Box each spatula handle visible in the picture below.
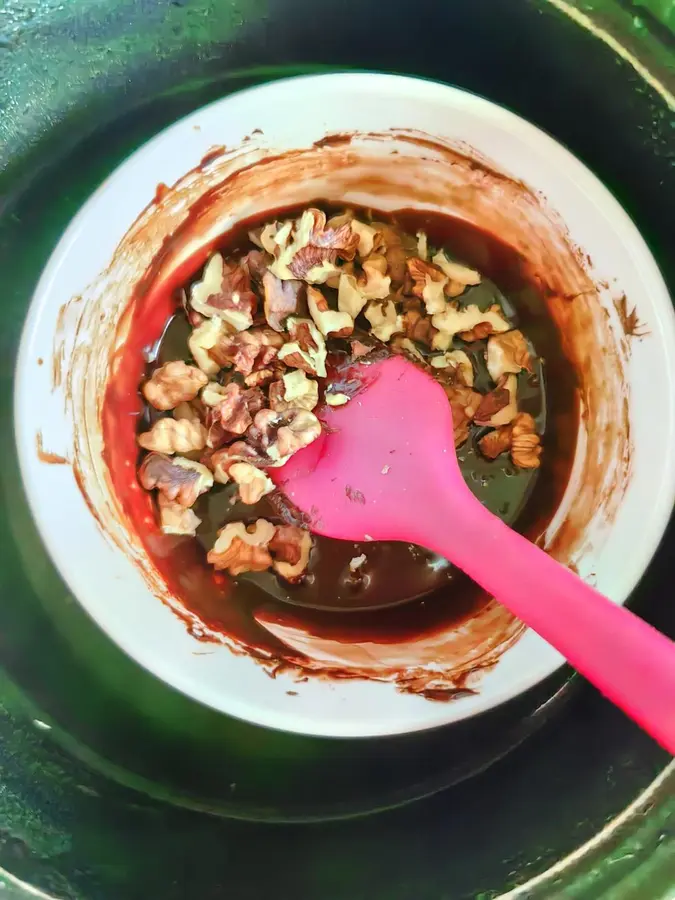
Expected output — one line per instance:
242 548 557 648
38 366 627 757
415 493 675 755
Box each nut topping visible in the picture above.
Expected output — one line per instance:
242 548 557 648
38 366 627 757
486 329 533 382
229 462 275 504
278 317 327 377
270 525 313 582
431 303 510 349
307 286 354 337
138 417 207 454
189 253 257 330
364 299 404 343
157 494 202 536
139 453 214 507
207 519 275 574
142 361 208 411
269 370 319 413
510 412 542 469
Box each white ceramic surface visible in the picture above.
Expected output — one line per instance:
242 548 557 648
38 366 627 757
14 74 675 737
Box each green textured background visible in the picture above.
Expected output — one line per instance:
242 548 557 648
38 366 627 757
0 1 673 898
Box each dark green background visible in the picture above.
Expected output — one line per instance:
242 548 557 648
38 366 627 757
0 1 673 897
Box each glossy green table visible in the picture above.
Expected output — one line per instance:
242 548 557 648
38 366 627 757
0 1 673 897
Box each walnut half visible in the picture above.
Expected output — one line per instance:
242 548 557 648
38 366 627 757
138 417 207 454
510 413 542 469
142 361 208 411
139 453 213 507
207 519 275 574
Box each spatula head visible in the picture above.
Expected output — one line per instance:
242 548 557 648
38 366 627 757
272 356 462 543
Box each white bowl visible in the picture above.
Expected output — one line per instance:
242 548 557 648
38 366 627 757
14 73 675 737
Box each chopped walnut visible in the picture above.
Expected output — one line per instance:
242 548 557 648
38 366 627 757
337 273 368 320
209 326 283 376
359 254 392 301
364 299 404 342
416 231 428 260
189 253 257 330
269 208 359 283
229 462 275 504
510 413 542 469
138 417 207 454
142 361 208 411
478 425 513 460
444 386 483 447
262 271 306 332
474 375 518 427
269 370 319 412
203 382 254 448
401 301 437 347
486 330 533 382
325 392 350 407
278 317 327 377
430 350 474 387
431 303 510 349
188 317 228 376
274 409 322 462
139 453 213 507
407 258 448 315
208 441 264 484
173 400 203 424
207 519 275 575
431 251 481 286
270 525 313 582
350 219 380 257
307 286 353 337
157 494 202 536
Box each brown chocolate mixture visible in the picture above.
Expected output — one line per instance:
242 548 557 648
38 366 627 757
111 204 577 655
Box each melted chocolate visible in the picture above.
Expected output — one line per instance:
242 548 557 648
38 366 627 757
117 204 577 653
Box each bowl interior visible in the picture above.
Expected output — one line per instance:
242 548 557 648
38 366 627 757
14 74 675 737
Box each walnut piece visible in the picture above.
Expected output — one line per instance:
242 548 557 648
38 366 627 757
407 257 448 315
189 253 257 330
262 271 306 332
209 441 264 484
274 409 322 462
139 453 213 506
431 303 510 350
138 417 207 454
142 361 208 411
229 462 275 504
209 327 283 376
325 392 350 407
486 330 533 382
203 382 255 448
278 317 327 377
478 425 513 460
474 374 518 427
207 519 275 574
364 299 404 342
188 317 228 376
510 412 542 469
270 525 313 582
401 301 437 347
359 254 392 301
430 350 474 387
307 286 353 337
269 208 359 283
269 370 319 412
431 251 481 286
337 273 368 320
350 219 380 257
416 231 428 260
444 386 482 447
157 494 202 536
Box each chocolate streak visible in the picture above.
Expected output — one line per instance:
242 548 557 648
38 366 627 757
58 130 632 697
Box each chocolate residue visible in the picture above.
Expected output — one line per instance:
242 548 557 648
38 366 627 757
36 432 68 465
614 293 648 339
58 127 633 697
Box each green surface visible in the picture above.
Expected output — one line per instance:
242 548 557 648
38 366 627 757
0 0 674 898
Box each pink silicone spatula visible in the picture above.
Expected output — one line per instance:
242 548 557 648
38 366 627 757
273 355 675 753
